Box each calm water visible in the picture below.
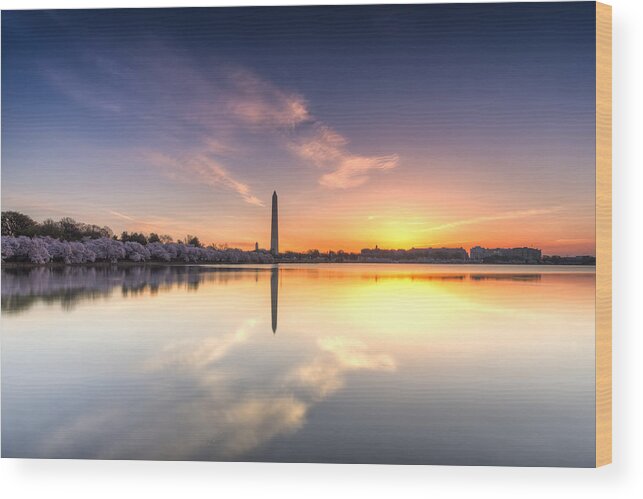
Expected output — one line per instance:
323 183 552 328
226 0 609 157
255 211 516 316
1 264 595 466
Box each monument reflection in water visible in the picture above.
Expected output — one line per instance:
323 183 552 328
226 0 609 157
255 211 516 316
271 267 278 334
1 264 595 466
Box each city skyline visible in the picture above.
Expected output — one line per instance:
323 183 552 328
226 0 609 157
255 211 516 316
2 4 597 255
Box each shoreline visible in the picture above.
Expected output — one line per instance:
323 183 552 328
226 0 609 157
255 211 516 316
1 260 596 269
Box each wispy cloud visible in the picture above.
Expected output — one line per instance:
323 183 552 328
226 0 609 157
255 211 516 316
147 150 264 207
554 238 594 245
289 124 399 188
422 207 561 232
319 154 399 188
227 69 311 127
289 336 396 398
109 210 135 221
146 319 254 372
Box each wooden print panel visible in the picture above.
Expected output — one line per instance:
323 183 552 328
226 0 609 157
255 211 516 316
595 1 612 468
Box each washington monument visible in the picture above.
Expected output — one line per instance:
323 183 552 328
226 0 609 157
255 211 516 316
270 191 279 255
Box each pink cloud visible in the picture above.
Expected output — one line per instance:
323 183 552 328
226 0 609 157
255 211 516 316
146 151 264 207
289 123 399 188
319 154 399 189
227 69 311 127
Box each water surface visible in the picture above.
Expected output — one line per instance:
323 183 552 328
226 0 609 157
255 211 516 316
1 264 595 466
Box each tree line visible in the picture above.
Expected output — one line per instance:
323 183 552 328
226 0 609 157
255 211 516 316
1 236 275 265
0 211 277 265
1 211 202 247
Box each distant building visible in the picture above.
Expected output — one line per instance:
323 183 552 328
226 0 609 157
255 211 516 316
511 247 542 262
542 254 595 265
359 246 468 262
469 246 542 263
411 247 469 261
255 242 259 251
470 246 486 261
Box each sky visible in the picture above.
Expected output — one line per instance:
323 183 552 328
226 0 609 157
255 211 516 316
1 3 596 255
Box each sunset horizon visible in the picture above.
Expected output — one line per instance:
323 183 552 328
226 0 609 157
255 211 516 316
0 199 594 256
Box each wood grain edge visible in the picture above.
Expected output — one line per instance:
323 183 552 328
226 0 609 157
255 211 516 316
595 1 612 468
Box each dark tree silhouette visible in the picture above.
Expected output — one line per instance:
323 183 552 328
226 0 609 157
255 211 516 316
121 231 148 245
184 235 202 248
1 211 37 236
